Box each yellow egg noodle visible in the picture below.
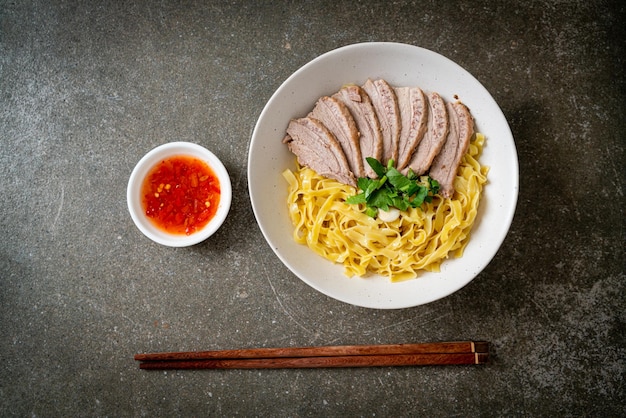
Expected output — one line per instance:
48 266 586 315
282 133 489 282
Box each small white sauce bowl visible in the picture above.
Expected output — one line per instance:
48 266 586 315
127 142 232 247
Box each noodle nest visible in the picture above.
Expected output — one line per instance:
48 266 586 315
283 133 489 281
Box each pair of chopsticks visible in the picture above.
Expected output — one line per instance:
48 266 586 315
134 341 489 370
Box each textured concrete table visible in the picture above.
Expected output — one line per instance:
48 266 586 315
1 1 624 416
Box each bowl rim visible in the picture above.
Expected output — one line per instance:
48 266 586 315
127 141 232 247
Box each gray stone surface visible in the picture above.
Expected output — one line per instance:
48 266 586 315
1 1 624 416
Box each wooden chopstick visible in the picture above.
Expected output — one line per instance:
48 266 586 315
135 341 489 370
139 353 489 370
135 341 488 361
138 353 488 369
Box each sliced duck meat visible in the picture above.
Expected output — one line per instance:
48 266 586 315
429 101 475 198
332 85 383 178
395 86 428 170
362 79 400 166
309 96 365 178
402 91 449 176
283 117 356 187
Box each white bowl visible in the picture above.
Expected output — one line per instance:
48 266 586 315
248 42 519 309
127 142 232 247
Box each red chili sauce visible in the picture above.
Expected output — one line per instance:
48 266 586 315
141 155 221 235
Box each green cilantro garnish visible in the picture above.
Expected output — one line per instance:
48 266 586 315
345 158 440 218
